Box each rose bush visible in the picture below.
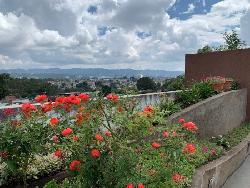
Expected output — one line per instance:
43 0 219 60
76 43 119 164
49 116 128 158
0 93 224 188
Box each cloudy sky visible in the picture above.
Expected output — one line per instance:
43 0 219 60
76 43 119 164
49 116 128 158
0 0 250 71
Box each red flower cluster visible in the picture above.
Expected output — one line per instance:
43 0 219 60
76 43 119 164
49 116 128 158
61 128 73 137
41 102 53 113
35 94 47 103
126 183 145 188
151 142 161 149
172 173 185 183
183 144 196 154
182 122 198 132
143 105 154 113
54 149 62 158
78 93 90 102
104 130 112 137
91 149 101 158
21 103 37 117
0 151 8 159
95 134 104 141
73 136 79 142
50 117 59 126
3 108 15 116
178 118 185 124
52 135 59 143
163 131 169 138
69 160 81 171
106 93 119 102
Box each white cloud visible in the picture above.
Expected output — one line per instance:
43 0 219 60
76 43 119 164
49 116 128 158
0 0 250 71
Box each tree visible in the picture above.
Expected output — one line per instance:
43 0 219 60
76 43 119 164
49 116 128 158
0 73 10 99
136 77 156 92
197 45 213 54
100 85 112 97
76 81 92 92
223 30 246 50
162 75 185 91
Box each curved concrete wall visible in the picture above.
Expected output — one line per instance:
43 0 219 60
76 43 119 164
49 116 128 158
169 89 247 138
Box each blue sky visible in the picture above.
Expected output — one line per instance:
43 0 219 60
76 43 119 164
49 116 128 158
0 0 249 70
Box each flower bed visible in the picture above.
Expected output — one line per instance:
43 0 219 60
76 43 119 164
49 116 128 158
0 93 227 188
0 86 247 188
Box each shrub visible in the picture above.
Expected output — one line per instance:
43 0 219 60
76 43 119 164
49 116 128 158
175 81 216 108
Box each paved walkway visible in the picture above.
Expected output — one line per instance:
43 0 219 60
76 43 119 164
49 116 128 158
223 155 250 188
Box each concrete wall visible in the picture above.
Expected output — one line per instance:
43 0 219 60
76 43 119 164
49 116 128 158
185 48 250 120
169 89 247 138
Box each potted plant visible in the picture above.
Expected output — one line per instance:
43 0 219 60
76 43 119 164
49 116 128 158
223 78 234 91
205 76 226 92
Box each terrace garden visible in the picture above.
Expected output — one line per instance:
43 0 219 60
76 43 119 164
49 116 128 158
0 78 248 188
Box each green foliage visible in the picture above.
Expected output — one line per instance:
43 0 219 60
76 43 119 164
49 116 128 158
223 123 250 148
197 30 247 54
176 82 216 108
162 75 185 92
158 98 181 117
223 30 246 50
100 85 112 96
197 45 213 54
5 77 61 98
136 77 156 92
231 80 240 90
76 81 92 92
0 74 10 99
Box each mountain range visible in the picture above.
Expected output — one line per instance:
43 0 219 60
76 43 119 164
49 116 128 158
0 68 184 78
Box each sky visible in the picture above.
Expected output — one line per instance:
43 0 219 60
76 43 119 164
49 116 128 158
0 0 250 71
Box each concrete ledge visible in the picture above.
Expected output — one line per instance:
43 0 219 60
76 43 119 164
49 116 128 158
191 133 250 188
169 89 247 138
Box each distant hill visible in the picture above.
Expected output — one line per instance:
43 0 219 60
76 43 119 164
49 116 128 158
0 68 184 78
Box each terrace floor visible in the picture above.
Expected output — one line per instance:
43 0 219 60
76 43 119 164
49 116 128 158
223 155 250 188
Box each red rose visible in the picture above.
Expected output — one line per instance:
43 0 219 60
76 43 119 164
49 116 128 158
106 93 119 102
137 183 145 188
61 128 73 136
172 173 185 183
183 122 198 132
35 94 47 103
126 183 134 188
151 142 161 149
73 136 79 142
95 134 104 141
78 93 90 102
178 118 185 124
163 131 169 138
91 149 101 158
50 117 59 126
69 160 81 171
183 144 196 154
54 149 62 158
104 130 112 137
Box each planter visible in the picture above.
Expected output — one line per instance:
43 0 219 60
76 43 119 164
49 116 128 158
169 89 247 138
224 79 234 91
191 133 250 188
211 83 224 92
